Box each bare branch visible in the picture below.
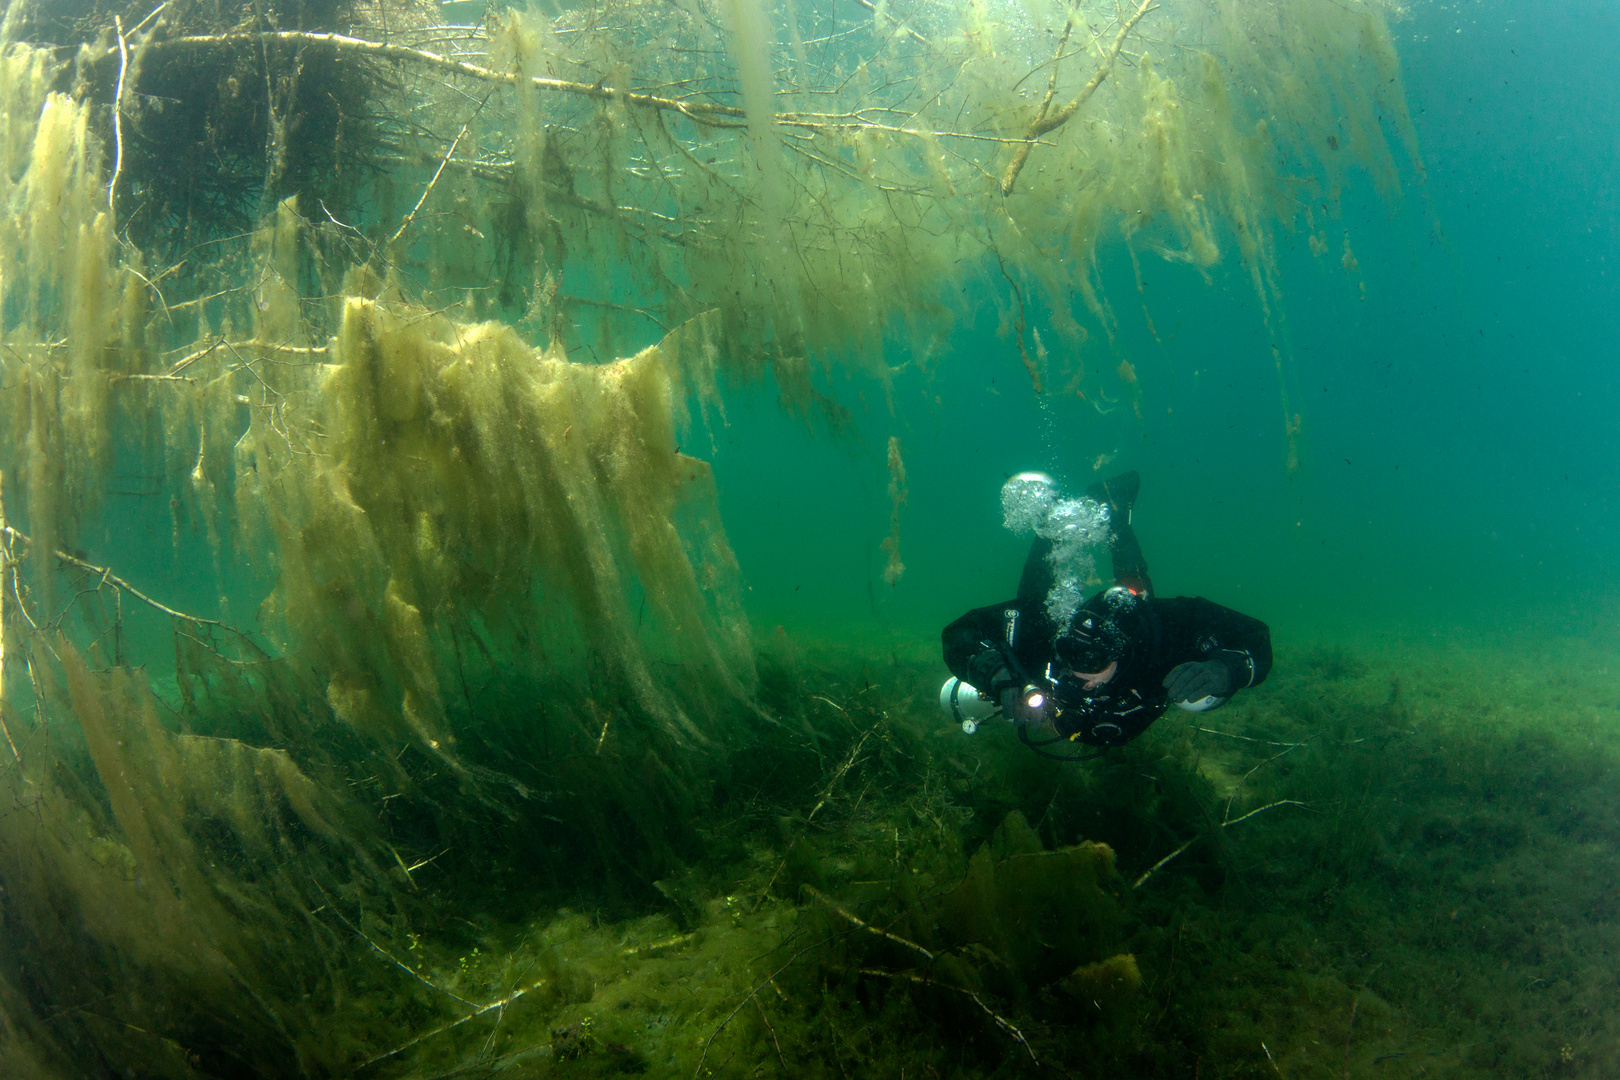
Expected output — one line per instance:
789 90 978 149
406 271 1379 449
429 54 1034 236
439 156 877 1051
147 32 751 127
1223 799 1311 829
0 526 220 628
1132 837 1195 889
694 937 834 1079
0 473 17 765
802 884 935 962
845 0 933 49
859 968 1039 1064
109 16 128 223
130 32 1003 163
389 87 494 247
1001 0 1157 196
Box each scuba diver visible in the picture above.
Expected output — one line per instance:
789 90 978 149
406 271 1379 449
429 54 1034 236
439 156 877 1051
940 471 1272 758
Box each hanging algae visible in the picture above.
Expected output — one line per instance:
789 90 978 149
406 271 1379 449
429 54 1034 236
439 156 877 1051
239 277 755 764
0 50 117 595
0 2 1435 1074
0 638 390 1079
0 29 764 1072
882 435 907 586
12 0 1424 426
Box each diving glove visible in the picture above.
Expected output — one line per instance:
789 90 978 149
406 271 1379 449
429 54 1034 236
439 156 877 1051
1163 660 1231 705
966 648 1016 701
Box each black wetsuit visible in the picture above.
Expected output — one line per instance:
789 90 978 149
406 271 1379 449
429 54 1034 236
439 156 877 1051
941 474 1272 748
941 591 1272 747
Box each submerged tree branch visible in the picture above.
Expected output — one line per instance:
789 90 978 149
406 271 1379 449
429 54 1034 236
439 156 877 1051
1132 837 1195 889
845 0 933 49
388 87 494 247
0 526 220 628
145 31 752 127
1000 0 1157 196
802 884 935 962
125 31 999 165
0 474 16 764
859 968 1039 1064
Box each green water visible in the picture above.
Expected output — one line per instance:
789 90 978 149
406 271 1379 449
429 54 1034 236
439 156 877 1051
0 0 1617 1076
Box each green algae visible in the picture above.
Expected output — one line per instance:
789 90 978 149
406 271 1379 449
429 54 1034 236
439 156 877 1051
290 632 1620 1080
6 605 1620 1077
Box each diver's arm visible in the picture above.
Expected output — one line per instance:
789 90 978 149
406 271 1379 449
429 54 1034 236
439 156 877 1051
1200 600 1272 690
942 603 1019 690
1185 599 1270 693
1157 597 1273 705
942 598 1061 693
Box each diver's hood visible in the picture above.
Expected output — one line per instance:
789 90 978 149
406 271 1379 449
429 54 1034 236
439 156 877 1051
1052 586 1142 673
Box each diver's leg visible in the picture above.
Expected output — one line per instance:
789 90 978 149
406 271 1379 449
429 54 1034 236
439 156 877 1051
1084 470 1139 517
1108 523 1154 597
1017 536 1055 602
1084 470 1153 596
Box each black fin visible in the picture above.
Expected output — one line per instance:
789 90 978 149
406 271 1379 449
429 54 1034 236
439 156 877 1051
1084 470 1140 515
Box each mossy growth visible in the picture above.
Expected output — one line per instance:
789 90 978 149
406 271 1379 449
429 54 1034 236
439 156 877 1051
919 810 1129 999
0 602 1618 1077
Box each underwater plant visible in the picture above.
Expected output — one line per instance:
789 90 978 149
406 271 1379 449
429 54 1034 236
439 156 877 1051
0 0 1431 1074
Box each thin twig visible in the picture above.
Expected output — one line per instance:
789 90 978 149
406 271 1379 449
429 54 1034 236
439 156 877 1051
128 1 171 36
1223 800 1310 829
1236 742 1304 787
694 938 833 1079
1132 838 1195 889
356 982 543 1070
844 0 932 48
808 724 874 821
754 716 880 905
1216 731 1318 823
320 893 479 1012
777 118 1049 146
0 526 219 627
1195 726 1304 748
162 338 326 379
109 16 128 223
859 969 1038 1064
754 998 787 1073
802 884 934 962
122 265 173 326
619 932 695 958
0 473 16 765
389 87 494 247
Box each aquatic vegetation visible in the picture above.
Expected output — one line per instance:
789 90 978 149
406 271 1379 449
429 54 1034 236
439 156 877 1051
881 435 906 586
0 0 1469 1075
